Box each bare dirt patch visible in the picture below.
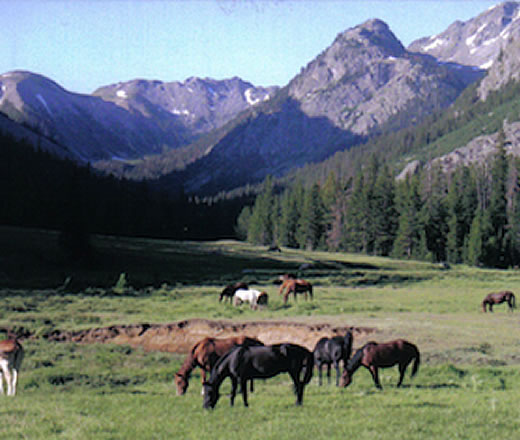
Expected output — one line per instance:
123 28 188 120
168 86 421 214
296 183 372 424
45 319 376 353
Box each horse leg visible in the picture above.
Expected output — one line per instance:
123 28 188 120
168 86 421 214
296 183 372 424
327 363 331 385
240 378 249 407
290 371 303 405
317 363 322 386
397 363 408 387
230 377 238 406
369 366 382 389
200 369 208 395
249 379 254 393
334 361 341 387
0 370 4 395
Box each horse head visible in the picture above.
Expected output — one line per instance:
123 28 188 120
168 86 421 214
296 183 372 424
339 370 352 388
174 372 188 396
202 381 219 409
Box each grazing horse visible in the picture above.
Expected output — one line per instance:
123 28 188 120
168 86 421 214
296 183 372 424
279 278 313 304
0 338 24 396
340 339 420 390
313 331 353 386
203 343 314 409
233 289 269 310
482 291 516 312
219 282 249 303
174 335 263 395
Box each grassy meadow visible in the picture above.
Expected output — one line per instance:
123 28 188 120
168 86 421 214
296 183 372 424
1 226 520 439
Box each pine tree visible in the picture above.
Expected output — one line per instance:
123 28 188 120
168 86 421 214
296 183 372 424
420 163 448 262
372 164 397 256
277 183 303 248
392 175 423 259
247 175 276 245
297 183 325 250
482 130 509 267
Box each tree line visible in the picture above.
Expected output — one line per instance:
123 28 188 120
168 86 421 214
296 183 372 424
237 130 520 268
1 130 246 258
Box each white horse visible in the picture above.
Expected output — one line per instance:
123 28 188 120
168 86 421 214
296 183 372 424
233 289 268 310
0 339 24 396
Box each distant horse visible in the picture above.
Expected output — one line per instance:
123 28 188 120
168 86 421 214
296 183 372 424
174 335 263 395
0 338 24 396
279 278 313 304
313 331 353 386
219 282 249 303
340 339 420 390
203 343 314 409
233 289 268 310
482 291 516 312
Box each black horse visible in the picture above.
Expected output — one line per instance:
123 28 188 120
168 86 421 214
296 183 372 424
219 282 249 303
202 343 314 409
313 331 353 386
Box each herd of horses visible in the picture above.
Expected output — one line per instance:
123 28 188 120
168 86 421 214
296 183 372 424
175 331 422 409
0 287 515 399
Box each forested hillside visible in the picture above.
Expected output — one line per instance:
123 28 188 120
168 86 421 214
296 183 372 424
239 79 520 268
0 131 246 250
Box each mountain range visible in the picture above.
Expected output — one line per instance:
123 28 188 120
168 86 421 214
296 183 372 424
2 2 520 196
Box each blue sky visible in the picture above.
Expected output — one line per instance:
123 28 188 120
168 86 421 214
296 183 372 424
1 1 499 94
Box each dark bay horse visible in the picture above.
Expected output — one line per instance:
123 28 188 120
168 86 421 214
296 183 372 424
202 343 314 408
313 331 353 386
219 282 249 303
482 291 516 312
174 335 263 395
340 339 420 390
279 278 313 304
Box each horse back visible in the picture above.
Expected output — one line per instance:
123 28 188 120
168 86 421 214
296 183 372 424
0 339 21 355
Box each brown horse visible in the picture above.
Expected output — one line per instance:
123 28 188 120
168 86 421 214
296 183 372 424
219 282 249 303
340 339 420 390
279 278 313 304
174 335 263 395
482 291 516 312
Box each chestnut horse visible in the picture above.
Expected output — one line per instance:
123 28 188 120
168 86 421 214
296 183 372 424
279 278 313 304
482 291 516 312
340 339 420 390
219 282 249 303
203 343 314 409
174 335 263 395
0 338 24 396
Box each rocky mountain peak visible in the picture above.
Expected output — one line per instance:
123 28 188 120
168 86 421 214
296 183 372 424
408 1 520 70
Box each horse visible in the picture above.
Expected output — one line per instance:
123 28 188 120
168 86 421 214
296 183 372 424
313 331 353 386
202 343 314 409
233 289 269 310
174 335 263 396
279 278 313 304
0 338 24 396
219 282 249 303
482 291 516 312
340 339 420 390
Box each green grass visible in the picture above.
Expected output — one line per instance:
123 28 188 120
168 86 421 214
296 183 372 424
1 226 520 439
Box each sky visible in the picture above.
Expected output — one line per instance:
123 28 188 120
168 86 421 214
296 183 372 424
0 0 500 94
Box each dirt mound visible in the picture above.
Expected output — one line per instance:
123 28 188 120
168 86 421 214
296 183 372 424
45 319 376 353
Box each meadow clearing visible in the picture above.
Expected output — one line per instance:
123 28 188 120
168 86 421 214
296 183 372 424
1 226 520 439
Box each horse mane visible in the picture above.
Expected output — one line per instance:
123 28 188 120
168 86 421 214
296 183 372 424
346 342 374 373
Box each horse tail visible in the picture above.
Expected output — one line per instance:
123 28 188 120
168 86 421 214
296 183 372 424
411 345 420 378
302 350 314 385
308 284 313 299
343 331 353 362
